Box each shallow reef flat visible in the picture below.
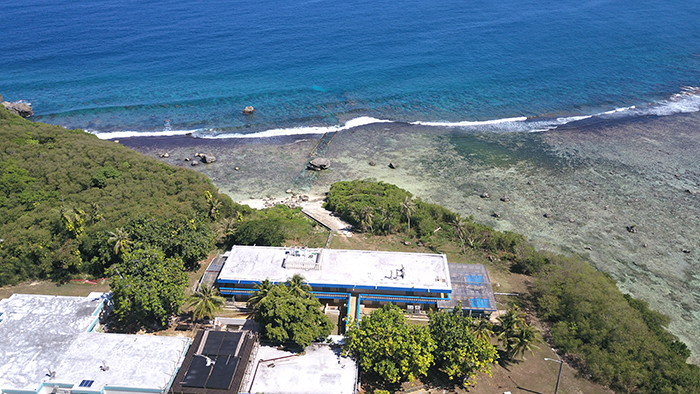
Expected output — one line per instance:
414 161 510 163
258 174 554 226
124 111 700 363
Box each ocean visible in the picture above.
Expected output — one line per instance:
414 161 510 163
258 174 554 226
1 0 699 138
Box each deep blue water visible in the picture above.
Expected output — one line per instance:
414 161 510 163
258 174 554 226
1 0 699 138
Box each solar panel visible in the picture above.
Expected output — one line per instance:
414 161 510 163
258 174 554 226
205 356 239 390
465 275 485 284
202 331 226 355
181 356 212 388
218 332 243 356
78 380 94 388
470 298 490 308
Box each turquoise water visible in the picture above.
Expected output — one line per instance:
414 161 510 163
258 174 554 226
1 0 699 136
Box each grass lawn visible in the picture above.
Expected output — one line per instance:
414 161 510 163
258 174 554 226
0 279 111 300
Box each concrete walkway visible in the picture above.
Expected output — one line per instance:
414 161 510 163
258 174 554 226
300 199 353 237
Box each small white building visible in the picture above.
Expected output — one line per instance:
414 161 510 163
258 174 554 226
0 293 190 394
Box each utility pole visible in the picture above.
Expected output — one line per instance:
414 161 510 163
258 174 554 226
544 357 563 394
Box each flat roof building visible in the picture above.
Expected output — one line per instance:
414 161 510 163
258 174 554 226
218 246 452 295
0 294 190 394
215 246 496 326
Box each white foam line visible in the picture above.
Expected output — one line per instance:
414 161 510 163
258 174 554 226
91 87 700 140
199 116 393 139
600 106 636 115
411 116 528 127
93 129 198 139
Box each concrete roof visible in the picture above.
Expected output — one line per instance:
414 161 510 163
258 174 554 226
243 343 357 394
0 294 105 390
0 293 190 393
218 246 451 293
55 333 190 392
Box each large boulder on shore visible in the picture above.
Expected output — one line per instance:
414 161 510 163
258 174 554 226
2 101 33 117
307 157 330 171
201 153 217 163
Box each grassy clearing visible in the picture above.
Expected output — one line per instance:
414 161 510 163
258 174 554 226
0 279 111 300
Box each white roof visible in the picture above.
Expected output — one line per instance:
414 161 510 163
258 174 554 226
243 343 357 394
0 294 189 393
218 246 452 293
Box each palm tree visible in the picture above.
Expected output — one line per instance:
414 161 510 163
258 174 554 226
108 228 132 255
401 196 415 236
214 216 239 244
497 305 534 359
451 217 467 253
472 317 495 343
510 324 540 360
286 273 312 298
360 205 374 233
379 207 391 234
247 279 273 308
188 283 226 321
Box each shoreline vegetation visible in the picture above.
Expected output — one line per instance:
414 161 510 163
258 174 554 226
2 107 700 392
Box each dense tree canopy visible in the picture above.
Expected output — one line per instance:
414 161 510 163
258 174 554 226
108 245 188 328
429 306 499 386
533 256 700 393
0 107 237 285
324 179 522 252
253 281 333 349
345 304 436 383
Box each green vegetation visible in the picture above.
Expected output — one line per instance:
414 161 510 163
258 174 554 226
249 276 333 349
429 305 499 386
345 304 436 384
345 304 499 388
328 179 700 394
108 245 188 329
188 283 226 321
494 305 540 360
0 107 320 328
532 257 700 393
325 179 523 252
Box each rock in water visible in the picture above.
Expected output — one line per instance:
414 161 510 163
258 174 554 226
201 154 216 163
2 101 33 117
388 162 398 169
307 157 331 171
243 106 255 114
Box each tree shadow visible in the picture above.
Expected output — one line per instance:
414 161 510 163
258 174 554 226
496 349 522 370
507 375 544 394
357 370 402 394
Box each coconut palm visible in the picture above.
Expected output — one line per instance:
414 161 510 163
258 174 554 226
472 317 495 343
360 205 374 233
496 304 536 359
247 278 273 308
286 273 312 298
510 324 540 360
108 228 132 255
188 283 226 321
451 217 467 253
401 196 416 236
